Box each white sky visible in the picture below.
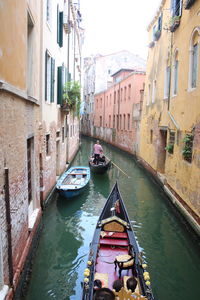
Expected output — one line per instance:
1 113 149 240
80 0 161 59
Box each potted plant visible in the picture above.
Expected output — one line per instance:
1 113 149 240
165 143 174 154
182 134 193 163
63 81 81 115
169 15 181 32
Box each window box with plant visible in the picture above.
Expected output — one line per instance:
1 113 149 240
169 15 181 32
165 143 174 154
62 81 81 116
182 134 193 163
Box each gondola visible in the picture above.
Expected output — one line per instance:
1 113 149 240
56 166 90 198
89 157 111 174
82 182 154 300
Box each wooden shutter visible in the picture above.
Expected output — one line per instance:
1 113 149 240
51 58 55 102
57 5 59 44
59 12 63 47
57 66 63 104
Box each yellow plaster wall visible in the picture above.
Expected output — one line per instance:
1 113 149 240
0 0 27 90
140 0 200 217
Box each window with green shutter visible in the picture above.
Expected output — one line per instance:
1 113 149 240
51 58 55 102
57 66 63 104
57 7 63 47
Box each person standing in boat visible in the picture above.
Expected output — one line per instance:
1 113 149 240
93 140 103 165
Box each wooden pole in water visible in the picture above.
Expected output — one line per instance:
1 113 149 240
105 155 130 178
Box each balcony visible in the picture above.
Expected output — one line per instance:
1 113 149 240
169 16 180 32
184 0 196 9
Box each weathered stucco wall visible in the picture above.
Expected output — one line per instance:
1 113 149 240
139 0 200 233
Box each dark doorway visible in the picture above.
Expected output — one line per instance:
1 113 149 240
157 129 167 173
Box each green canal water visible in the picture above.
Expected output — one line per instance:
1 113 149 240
25 136 200 300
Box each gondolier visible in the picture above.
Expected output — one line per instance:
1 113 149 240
93 140 103 165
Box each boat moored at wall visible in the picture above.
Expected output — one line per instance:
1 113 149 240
56 166 90 198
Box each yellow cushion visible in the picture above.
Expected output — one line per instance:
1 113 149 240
116 254 132 262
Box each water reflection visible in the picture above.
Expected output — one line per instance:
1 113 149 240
25 136 200 300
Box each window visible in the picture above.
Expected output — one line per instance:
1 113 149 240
147 83 151 105
100 116 102 127
57 5 63 47
57 65 64 104
109 115 111 127
113 115 115 128
152 80 156 103
62 127 64 143
46 0 52 25
150 130 153 144
27 13 34 96
128 84 131 99
127 114 130 130
191 44 198 88
100 98 102 108
182 133 193 163
164 66 170 99
121 88 123 101
120 115 122 130
124 114 126 130
45 50 55 103
171 0 182 16
189 28 199 90
124 86 127 101
114 91 116 104
110 94 112 105
96 99 98 109
46 134 50 156
173 51 179 95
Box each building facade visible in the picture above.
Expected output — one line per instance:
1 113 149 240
0 0 83 298
40 0 83 201
82 50 146 137
0 0 42 298
94 69 145 155
139 0 200 235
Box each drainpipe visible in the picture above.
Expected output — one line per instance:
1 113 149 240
4 168 13 287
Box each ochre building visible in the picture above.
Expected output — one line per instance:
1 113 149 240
139 0 200 235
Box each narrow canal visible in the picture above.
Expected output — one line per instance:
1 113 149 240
25 136 200 300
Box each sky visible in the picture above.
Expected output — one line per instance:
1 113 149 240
80 0 162 59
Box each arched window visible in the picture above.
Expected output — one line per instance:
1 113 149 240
188 27 200 90
172 49 179 96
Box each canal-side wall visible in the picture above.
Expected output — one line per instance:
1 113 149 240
138 0 200 236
